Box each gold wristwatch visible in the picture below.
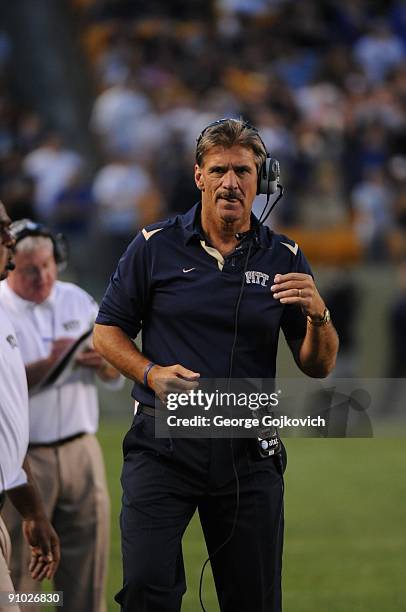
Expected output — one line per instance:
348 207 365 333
307 308 331 326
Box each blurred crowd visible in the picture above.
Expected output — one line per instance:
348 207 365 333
1 0 406 280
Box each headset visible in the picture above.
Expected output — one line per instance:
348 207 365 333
9 219 69 270
196 118 281 198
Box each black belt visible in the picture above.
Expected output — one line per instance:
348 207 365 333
0 490 5 513
28 432 86 449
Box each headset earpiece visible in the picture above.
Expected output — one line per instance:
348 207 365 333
257 157 280 196
53 233 69 270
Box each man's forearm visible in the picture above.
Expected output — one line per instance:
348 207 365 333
93 323 200 401
93 323 148 384
7 459 60 580
298 322 339 378
25 358 52 389
7 458 46 520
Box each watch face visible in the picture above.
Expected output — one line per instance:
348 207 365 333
322 309 330 324
308 308 331 325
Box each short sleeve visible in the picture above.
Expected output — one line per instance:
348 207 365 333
281 246 313 343
96 232 151 339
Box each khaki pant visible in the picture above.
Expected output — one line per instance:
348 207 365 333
3 434 110 612
0 516 20 612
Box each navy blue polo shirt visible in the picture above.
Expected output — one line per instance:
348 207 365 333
96 203 313 406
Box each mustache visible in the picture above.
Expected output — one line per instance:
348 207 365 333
216 191 242 202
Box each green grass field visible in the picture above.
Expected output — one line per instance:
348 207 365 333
97 418 406 612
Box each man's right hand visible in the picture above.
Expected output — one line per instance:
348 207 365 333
48 338 75 364
26 337 76 388
147 364 200 403
23 516 60 581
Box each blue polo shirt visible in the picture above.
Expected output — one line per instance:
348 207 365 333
96 203 313 406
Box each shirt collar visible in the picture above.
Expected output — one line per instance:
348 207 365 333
180 202 271 248
181 202 204 244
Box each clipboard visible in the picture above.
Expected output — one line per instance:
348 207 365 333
29 328 93 395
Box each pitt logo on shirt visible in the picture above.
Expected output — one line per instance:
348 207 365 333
63 320 80 331
245 271 269 287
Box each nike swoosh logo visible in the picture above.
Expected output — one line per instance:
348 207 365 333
142 227 164 241
280 241 298 256
183 268 195 273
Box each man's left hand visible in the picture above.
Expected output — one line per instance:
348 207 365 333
75 348 104 369
271 273 325 319
77 346 122 382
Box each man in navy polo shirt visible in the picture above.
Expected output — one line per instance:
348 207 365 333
94 118 339 612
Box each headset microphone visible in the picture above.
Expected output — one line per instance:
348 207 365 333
235 228 259 245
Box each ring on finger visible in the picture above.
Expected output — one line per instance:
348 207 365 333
298 289 302 298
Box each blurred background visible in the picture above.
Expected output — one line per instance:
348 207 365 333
2 0 406 377
1 1 406 610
